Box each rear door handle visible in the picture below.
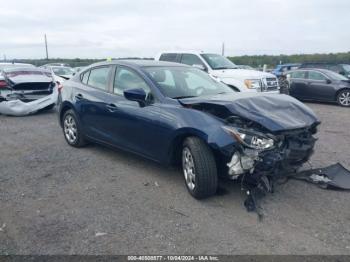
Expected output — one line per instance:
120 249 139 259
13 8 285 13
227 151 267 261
75 94 84 100
106 103 118 112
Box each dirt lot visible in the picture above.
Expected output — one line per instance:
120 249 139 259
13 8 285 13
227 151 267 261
0 102 349 255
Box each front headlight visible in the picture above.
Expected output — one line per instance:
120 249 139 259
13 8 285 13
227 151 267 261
244 79 261 89
222 126 274 150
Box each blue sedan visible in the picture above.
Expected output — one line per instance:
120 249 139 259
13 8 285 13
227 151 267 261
57 60 320 199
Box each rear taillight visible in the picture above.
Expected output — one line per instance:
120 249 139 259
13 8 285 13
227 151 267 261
0 80 7 88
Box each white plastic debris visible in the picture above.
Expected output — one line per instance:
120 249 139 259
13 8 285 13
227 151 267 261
0 223 6 232
309 174 332 183
95 232 107 237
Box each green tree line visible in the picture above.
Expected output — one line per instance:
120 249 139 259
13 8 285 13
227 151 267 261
228 52 350 68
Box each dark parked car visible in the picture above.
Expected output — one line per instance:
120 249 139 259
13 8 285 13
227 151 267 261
58 60 319 199
287 68 350 107
299 63 350 79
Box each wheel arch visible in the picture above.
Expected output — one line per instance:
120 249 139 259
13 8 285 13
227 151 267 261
167 128 220 166
59 101 76 127
336 87 350 99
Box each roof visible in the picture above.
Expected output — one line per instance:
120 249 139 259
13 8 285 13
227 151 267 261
288 68 337 75
87 59 188 68
3 67 51 73
0 63 35 69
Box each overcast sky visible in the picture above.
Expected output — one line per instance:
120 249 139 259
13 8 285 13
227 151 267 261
0 0 349 59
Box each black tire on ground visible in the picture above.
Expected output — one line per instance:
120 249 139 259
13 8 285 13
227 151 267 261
337 89 350 107
62 109 87 147
182 137 218 199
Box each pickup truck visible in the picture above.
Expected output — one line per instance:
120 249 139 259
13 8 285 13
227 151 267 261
156 51 279 93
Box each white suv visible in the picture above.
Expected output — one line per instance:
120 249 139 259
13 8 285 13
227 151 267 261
156 52 279 93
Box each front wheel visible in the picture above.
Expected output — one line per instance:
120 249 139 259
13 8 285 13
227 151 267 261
182 137 218 199
337 89 350 107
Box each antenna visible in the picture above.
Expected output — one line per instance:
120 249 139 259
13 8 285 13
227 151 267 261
221 42 225 56
44 34 49 60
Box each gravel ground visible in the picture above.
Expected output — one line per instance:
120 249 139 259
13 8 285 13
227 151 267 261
0 102 349 255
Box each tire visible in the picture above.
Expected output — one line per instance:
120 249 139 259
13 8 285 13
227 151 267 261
337 89 350 107
182 137 218 199
62 109 87 147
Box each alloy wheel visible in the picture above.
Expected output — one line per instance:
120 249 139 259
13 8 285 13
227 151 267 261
182 147 196 190
339 91 350 106
64 115 78 144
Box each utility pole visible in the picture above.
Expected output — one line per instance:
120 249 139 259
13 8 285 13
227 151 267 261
44 34 49 60
221 42 225 56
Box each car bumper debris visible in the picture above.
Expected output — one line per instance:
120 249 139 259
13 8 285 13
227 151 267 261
0 88 58 116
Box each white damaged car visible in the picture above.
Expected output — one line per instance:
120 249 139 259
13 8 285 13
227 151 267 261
0 67 58 116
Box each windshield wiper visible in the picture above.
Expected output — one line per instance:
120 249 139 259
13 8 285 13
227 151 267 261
172 95 197 99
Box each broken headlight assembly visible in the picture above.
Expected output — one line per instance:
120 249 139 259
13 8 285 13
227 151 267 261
222 126 275 150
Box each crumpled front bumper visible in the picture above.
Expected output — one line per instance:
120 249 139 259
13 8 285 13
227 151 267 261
0 88 58 116
227 130 317 179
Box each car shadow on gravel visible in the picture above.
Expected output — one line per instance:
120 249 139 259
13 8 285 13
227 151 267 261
82 141 244 198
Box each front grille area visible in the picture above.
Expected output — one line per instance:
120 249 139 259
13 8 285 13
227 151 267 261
262 77 279 91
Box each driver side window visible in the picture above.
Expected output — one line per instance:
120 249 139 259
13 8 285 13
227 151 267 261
113 67 151 96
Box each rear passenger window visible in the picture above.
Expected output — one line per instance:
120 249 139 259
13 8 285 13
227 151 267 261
291 71 307 79
87 66 111 90
159 53 177 62
81 71 90 84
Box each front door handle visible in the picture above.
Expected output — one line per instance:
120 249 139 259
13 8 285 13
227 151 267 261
106 103 118 112
75 94 84 100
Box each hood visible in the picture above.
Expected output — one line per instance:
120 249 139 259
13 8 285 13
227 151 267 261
211 69 276 80
179 93 319 132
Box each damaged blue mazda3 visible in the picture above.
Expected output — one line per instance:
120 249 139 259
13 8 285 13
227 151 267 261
57 60 320 199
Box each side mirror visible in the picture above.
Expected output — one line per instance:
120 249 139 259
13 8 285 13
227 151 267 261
124 88 147 106
326 79 332 84
192 64 207 72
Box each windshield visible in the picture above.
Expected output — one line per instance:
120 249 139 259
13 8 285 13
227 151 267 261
200 54 238 70
326 70 348 81
342 64 350 72
145 66 234 99
52 67 74 75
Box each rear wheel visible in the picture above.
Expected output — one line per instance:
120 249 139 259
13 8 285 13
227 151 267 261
62 109 87 147
182 137 218 199
337 89 350 107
